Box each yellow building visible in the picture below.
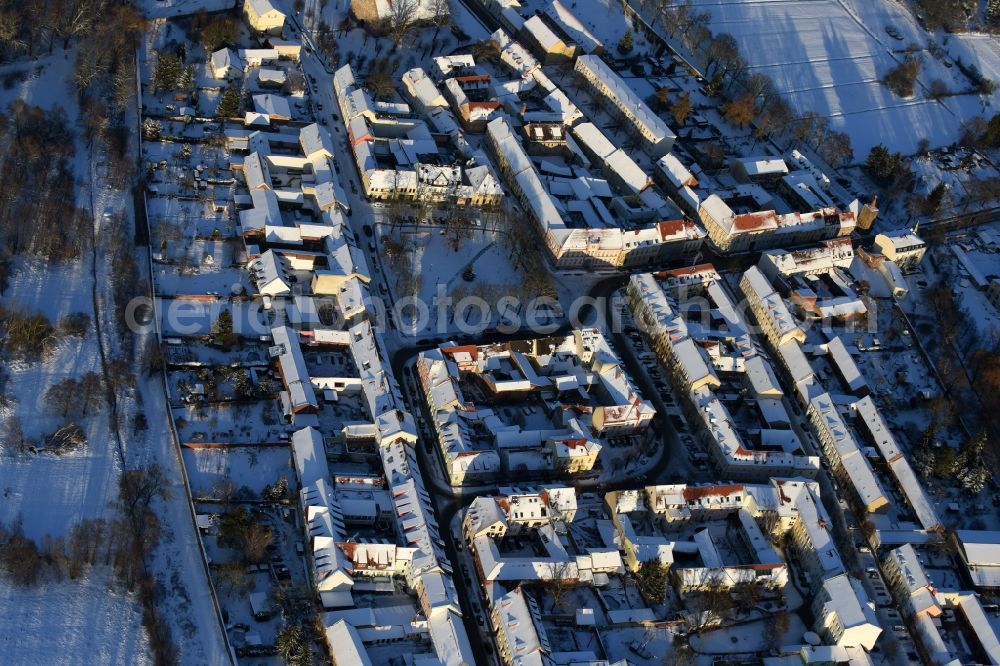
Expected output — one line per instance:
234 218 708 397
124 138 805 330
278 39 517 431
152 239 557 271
243 0 285 33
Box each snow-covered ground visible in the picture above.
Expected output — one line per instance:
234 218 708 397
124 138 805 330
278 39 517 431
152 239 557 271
0 36 229 663
666 0 982 156
563 0 993 158
136 0 236 18
0 572 151 665
183 447 293 498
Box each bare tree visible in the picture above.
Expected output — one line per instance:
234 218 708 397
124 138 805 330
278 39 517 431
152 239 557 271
1 416 27 454
52 0 108 49
243 522 274 563
117 464 171 529
388 0 418 45
547 561 574 610
46 378 81 418
430 0 450 31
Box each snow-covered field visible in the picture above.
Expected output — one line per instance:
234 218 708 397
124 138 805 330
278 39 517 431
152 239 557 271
136 0 236 18
670 0 986 156
0 573 151 665
0 41 230 664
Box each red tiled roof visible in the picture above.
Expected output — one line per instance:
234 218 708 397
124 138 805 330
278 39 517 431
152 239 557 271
442 344 479 357
733 211 777 231
656 219 690 238
682 484 744 501
654 262 716 279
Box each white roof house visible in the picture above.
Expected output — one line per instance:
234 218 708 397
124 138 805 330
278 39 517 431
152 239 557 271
401 68 448 111
491 586 550 666
740 266 806 347
252 93 292 121
808 393 888 513
324 620 372 666
291 426 328 489
239 47 280 66
813 574 882 650
465 497 508 539
544 1 603 54
210 48 242 79
850 396 940 531
936 591 1000 664
957 531 1000 588
604 149 651 195
244 151 272 190
257 67 286 86
271 326 318 412
826 336 867 394
656 153 698 190
240 188 281 233
733 156 789 181
886 544 941 618
875 229 925 254
572 122 616 161
250 249 291 296
426 610 476 666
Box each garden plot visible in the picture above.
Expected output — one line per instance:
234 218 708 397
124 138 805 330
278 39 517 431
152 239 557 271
173 402 289 445
158 299 271 338
183 447 293 498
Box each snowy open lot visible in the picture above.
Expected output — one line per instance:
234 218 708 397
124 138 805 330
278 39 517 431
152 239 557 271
673 0 994 156
0 573 150 665
183 447 293 498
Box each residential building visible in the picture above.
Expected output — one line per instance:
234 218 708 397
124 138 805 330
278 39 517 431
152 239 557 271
520 14 578 64
698 194 856 253
243 0 285 33
874 229 926 273
490 586 550 666
955 531 1000 590
574 55 676 157
740 266 807 348
806 392 889 515
210 48 242 79
334 64 502 206
811 574 882 650
628 267 818 480
485 117 704 269
416 330 653 485
731 156 789 184
882 544 941 619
